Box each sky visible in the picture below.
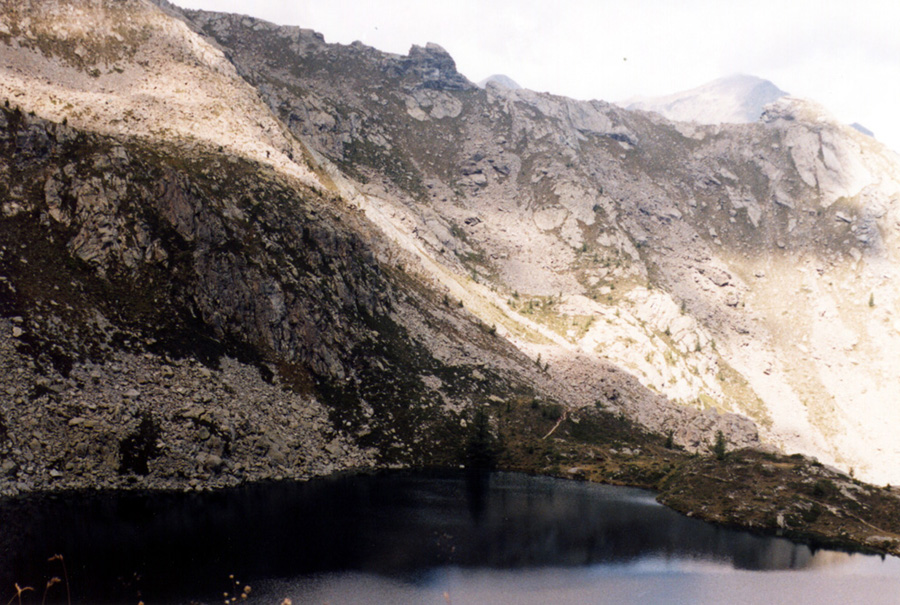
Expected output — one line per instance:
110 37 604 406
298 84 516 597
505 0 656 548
175 0 900 153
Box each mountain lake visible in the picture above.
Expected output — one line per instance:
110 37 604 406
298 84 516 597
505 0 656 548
1 471 898 604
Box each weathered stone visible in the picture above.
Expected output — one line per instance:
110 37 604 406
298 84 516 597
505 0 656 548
325 439 342 457
703 267 731 287
0 460 17 476
199 453 224 472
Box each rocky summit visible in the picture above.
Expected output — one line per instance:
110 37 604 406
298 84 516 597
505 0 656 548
1 0 900 554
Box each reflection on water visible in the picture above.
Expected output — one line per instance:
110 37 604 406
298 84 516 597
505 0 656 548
273 562 900 605
1 471 897 604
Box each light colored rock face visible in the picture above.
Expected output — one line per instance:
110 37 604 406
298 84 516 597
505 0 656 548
406 89 463 121
0 0 321 189
191 12 900 484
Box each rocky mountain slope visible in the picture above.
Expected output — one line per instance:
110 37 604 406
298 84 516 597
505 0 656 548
0 0 757 499
0 0 899 524
622 74 788 124
186 8 900 485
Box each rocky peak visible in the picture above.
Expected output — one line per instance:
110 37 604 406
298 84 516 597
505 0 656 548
399 42 474 91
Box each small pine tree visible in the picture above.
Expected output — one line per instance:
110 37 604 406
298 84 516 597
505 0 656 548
712 430 727 461
465 407 497 470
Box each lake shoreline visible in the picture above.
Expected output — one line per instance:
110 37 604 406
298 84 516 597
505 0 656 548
3 399 900 562
3 448 900 560
3 468 899 605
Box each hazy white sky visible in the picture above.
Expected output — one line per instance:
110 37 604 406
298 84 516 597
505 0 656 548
176 0 900 152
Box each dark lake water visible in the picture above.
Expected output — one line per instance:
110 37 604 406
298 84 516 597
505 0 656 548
1 471 898 604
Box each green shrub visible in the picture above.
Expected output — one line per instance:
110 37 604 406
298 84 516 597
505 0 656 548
812 478 837 498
